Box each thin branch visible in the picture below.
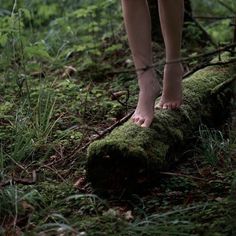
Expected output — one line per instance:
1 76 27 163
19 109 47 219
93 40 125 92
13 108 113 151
71 110 134 155
216 0 235 14
194 16 235 20
183 57 236 78
107 43 236 77
211 75 236 95
0 171 37 188
233 16 236 43
40 165 66 182
159 171 208 182
184 11 218 48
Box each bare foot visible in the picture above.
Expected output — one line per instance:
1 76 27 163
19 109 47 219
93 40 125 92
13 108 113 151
131 69 161 128
156 62 184 110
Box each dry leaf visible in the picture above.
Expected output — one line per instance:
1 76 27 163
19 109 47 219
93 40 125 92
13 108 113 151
74 176 86 191
30 71 46 78
21 200 35 212
110 91 127 100
62 66 77 78
124 210 134 221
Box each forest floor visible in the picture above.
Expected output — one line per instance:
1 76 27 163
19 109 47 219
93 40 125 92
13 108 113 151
0 2 236 236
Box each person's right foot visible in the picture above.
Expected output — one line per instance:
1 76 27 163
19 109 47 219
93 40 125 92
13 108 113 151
131 69 161 128
156 62 184 110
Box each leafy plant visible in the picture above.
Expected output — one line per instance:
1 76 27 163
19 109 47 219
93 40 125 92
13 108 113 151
0 185 42 225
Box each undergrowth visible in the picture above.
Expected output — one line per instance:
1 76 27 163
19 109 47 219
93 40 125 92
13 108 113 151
0 0 236 235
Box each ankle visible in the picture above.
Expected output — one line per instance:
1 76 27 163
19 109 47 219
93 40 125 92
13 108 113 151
137 66 156 80
164 62 184 81
165 61 184 71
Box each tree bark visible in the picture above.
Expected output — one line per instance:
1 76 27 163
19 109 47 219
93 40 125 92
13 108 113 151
86 56 235 193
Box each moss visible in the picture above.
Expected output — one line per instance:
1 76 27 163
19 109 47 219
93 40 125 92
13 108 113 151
0 101 13 118
86 59 235 191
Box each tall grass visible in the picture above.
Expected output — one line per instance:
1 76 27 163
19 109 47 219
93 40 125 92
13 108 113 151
198 124 232 167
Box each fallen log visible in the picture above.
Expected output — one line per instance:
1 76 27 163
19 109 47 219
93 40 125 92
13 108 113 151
86 56 236 193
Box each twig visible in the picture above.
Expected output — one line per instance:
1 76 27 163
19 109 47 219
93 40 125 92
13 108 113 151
233 16 236 44
6 153 27 171
216 0 235 14
194 16 235 20
110 88 133 109
169 43 236 64
159 171 208 182
107 43 236 77
65 110 135 165
39 110 135 170
211 75 236 95
184 11 218 48
40 165 66 182
0 170 37 188
183 57 236 78
110 91 131 108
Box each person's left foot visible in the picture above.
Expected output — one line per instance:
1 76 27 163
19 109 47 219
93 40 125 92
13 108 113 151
131 69 161 128
156 62 184 110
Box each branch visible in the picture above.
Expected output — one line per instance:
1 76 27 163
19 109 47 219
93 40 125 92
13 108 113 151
107 43 236 77
183 57 236 78
184 11 218 48
0 171 37 188
159 171 208 182
216 0 235 14
70 110 134 156
194 16 235 20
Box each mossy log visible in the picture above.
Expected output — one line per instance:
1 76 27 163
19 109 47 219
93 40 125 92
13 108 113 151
87 59 236 192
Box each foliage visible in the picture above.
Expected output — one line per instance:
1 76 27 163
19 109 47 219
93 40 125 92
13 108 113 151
0 0 235 235
198 124 232 167
191 0 235 43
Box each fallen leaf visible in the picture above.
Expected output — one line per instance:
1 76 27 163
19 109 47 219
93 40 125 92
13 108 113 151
74 176 86 191
62 66 77 78
124 210 134 221
21 200 35 212
110 91 127 100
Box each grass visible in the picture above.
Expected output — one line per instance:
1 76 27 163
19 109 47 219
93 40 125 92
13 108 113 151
198 124 233 167
0 0 236 235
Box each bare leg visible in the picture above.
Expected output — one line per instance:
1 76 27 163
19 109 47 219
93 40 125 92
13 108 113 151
121 0 161 127
157 0 184 109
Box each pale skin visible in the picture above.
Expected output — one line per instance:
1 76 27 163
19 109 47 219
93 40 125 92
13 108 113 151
121 0 184 128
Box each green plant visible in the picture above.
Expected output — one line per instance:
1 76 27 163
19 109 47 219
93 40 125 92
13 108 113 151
0 185 42 225
31 91 59 145
198 124 231 167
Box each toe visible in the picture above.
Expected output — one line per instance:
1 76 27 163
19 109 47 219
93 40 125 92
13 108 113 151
141 118 152 128
131 115 136 123
137 118 145 126
166 103 172 110
134 116 140 124
172 103 177 109
163 103 168 110
168 103 174 110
